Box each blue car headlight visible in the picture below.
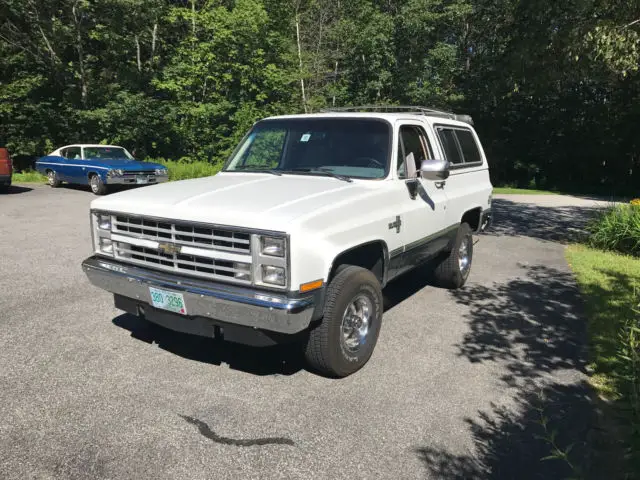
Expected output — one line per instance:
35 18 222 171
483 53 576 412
155 168 168 176
108 169 124 177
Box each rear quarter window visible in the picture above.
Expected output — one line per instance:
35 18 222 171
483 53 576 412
436 128 463 165
455 129 482 164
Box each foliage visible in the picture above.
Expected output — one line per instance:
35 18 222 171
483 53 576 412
1 0 639 194
12 170 47 183
152 158 221 180
492 187 556 195
566 245 640 475
588 205 640 256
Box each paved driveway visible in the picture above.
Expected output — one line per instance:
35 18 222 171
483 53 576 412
0 185 609 479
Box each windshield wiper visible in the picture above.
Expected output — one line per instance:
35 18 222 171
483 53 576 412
231 165 282 176
285 168 353 183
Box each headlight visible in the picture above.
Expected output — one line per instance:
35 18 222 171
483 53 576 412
97 213 111 230
155 168 168 176
99 237 114 255
261 265 285 286
261 236 285 257
108 169 124 177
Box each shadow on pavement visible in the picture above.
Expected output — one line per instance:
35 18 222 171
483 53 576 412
3 185 33 194
488 198 606 243
112 313 305 376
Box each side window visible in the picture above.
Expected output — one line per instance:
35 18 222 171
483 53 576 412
437 128 463 165
65 147 82 160
455 129 482 164
398 126 431 178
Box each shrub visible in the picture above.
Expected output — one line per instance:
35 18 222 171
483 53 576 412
150 158 221 181
588 205 640 256
631 198 640 206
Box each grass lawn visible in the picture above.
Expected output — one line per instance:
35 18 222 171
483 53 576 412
12 170 47 183
493 187 557 195
567 245 640 397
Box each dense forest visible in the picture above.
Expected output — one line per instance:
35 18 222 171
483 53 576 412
1 0 638 194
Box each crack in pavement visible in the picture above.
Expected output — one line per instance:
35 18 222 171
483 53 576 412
179 415 295 447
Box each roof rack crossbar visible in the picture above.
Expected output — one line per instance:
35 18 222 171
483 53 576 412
318 105 474 125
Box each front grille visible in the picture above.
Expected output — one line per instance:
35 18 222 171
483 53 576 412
122 170 155 176
112 215 251 254
114 242 252 283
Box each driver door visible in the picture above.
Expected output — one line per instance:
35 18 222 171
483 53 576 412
395 122 450 269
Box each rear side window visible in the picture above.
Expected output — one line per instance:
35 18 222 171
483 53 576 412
64 147 82 159
437 128 463 164
456 129 482 164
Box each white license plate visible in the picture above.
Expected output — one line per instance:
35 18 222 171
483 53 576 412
136 175 149 184
149 287 187 315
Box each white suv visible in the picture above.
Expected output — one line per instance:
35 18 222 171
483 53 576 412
83 106 492 377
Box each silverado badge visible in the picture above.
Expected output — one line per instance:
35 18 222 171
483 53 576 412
158 242 182 255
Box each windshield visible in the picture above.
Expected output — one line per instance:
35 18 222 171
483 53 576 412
223 118 391 179
84 146 133 160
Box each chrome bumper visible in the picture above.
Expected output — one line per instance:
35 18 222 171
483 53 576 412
106 175 169 185
82 256 315 334
480 209 492 232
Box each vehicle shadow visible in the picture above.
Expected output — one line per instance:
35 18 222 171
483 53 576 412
487 198 606 243
112 313 305 376
3 185 33 194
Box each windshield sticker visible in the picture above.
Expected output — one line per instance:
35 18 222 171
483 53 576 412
300 133 311 142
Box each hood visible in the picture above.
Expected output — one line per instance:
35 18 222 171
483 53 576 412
90 172 376 231
84 158 164 170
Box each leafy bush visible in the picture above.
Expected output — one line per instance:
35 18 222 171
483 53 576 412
150 158 221 181
588 204 640 256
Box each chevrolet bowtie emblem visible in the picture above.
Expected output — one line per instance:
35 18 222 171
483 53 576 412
157 242 182 255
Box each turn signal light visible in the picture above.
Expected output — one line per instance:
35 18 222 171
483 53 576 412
300 279 323 293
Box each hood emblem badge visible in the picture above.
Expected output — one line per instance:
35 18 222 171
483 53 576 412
158 242 182 255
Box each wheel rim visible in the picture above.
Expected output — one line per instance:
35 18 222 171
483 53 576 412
47 171 55 185
458 235 471 277
91 176 98 192
340 294 373 353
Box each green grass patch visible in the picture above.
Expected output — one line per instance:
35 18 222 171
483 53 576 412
588 204 640 257
492 187 557 195
12 170 47 183
152 158 221 181
566 245 640 471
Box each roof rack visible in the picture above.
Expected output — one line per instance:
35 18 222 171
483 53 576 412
318 105 474 125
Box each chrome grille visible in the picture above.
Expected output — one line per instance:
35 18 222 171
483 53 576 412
114 242 252 283
122 170 155 176
112 215 251 254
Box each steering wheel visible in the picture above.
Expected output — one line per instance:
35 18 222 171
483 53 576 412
353 157 384 168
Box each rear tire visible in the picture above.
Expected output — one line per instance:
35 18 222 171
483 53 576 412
433 223 473 289
304 265 383 378
89 174 108 195
46 170 61 188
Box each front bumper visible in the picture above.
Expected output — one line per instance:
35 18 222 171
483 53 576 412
480 209 492 231
106 174 168 186
82 256 316 335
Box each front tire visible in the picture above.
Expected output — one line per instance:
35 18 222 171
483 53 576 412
47 170 61 188
89 174 108 195
434 222 473 289
304 265 383 378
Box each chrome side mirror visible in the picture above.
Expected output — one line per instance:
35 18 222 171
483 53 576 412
420 159 450 181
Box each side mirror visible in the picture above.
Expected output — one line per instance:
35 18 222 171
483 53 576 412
420 159 450 181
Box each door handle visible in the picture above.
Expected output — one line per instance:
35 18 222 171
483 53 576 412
434 181 446 189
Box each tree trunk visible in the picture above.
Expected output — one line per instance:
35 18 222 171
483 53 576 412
72 2 88 106
295 13 308 113
135 35 142 72
150 23 158 66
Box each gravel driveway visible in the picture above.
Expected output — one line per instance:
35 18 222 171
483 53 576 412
0 185 609 479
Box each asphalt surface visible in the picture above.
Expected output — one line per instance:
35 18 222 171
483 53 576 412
0 184 610 479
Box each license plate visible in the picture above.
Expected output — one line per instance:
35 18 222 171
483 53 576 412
149 287 187 315
136 175 149 184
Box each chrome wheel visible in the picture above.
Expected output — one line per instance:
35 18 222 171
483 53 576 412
47 170 55 186
458 234 471 277
90 175 99 193
341 294 373 353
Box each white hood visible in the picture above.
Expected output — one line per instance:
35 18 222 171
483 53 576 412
91 172 376 232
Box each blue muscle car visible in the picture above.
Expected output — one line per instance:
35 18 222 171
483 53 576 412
35 144 169 195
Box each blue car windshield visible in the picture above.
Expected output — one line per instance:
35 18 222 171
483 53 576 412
84 147 133 160
223 118 391 179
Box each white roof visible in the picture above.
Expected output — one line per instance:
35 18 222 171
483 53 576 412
57 144 126 149
262 112 473 128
